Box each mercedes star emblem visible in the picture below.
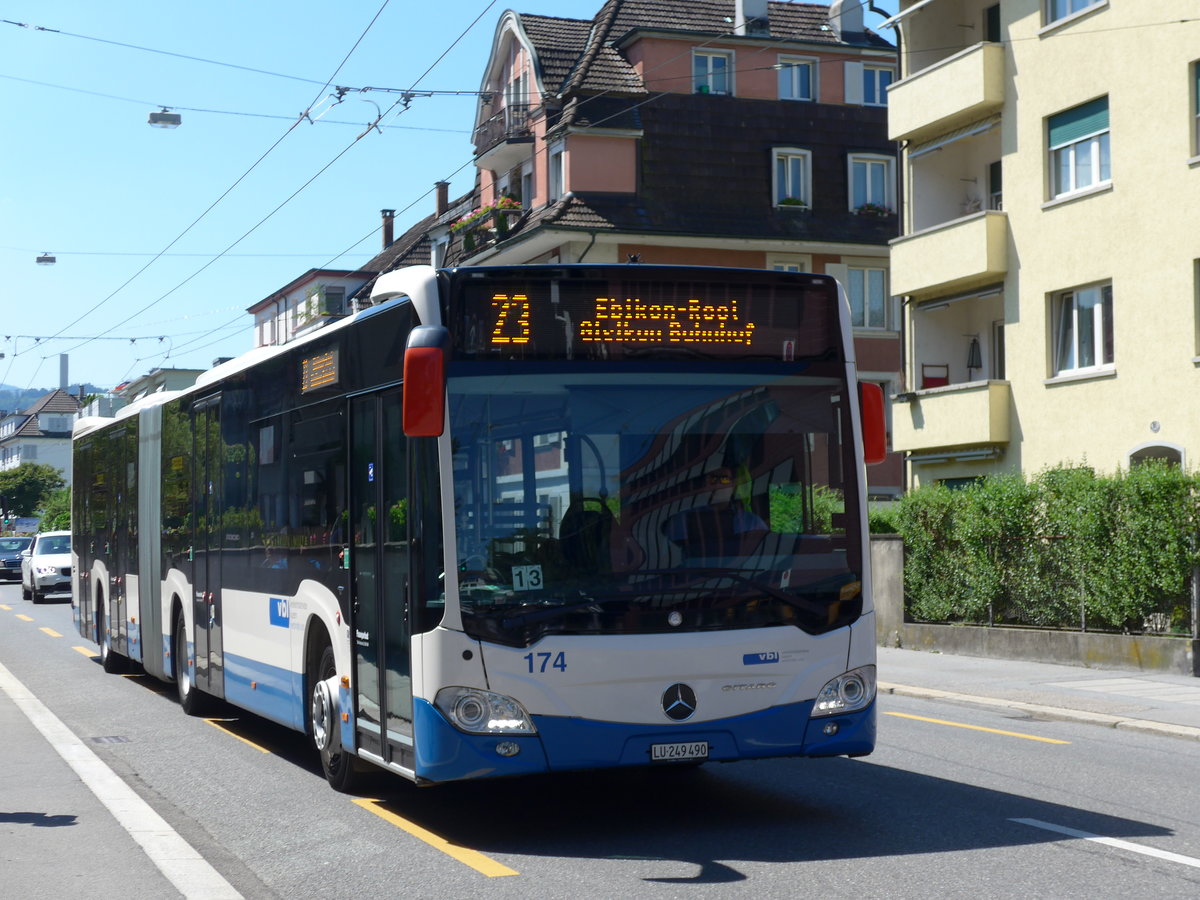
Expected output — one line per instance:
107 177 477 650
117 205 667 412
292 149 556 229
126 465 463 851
661 683 698 721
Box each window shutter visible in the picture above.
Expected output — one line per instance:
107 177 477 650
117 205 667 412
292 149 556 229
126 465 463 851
844 62 864 105
824 263 849 291
1048 97 1109 147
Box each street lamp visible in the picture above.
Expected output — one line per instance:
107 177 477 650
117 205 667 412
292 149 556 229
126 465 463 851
36 252 55 265
148 107 182 128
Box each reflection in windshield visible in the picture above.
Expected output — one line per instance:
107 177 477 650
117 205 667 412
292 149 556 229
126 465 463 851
448 369 862 646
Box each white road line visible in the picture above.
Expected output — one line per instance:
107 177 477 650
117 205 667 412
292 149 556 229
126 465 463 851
1011 818 1200 870
0 659 243 899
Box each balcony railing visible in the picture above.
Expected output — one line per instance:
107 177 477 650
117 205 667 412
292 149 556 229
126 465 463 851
892 380 1010 455
890 210 1007 301
473 103 533 159
889 42 1005 145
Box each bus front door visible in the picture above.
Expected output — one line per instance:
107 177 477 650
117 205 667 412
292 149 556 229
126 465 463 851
349 390 414 770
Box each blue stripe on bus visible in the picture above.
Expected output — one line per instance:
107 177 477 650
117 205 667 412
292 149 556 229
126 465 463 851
411 698 876 783
223 653 306 731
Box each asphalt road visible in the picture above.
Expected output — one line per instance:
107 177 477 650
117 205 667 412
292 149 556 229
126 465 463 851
2 581 1199 899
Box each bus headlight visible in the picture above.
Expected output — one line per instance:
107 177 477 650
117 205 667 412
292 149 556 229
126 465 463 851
811 665 876 718
434 687 536 735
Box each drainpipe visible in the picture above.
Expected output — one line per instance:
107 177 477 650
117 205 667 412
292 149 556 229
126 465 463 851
576 231 597 263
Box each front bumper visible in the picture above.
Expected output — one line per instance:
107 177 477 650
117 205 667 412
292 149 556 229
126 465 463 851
410 697 876 784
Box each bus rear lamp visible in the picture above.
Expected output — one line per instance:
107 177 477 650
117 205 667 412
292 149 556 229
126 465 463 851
811 665 876 718
435 687 536 735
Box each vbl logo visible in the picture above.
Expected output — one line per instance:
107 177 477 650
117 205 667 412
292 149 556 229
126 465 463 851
269 597 290 627
743 651 780 666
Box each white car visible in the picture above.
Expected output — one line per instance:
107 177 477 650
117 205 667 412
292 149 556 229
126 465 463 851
22 530 72 603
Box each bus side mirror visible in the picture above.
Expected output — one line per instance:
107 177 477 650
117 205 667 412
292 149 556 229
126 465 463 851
403 326 449 437
859 382 887 466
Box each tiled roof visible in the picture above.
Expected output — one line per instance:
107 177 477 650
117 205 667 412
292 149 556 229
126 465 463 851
457 91 896 249
24 389 80 416
519 15 598 94
2 389 80 440
605 0 893 49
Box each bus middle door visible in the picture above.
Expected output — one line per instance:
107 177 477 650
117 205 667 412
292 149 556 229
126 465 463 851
349 390 414 770
191 395 224 698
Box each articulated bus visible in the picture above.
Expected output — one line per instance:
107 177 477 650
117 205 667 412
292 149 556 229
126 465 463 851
72 264 886 790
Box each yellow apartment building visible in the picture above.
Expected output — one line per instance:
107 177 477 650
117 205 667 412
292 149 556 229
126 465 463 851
884 0 1200 487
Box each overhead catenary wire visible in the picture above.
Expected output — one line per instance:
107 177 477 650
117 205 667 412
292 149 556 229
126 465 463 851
5 1 919 384
16 0 399 374
31 2 499 380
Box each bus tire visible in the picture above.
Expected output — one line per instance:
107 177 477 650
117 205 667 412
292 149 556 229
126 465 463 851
312 643 363 793
98 592 126 674
174 606 209 716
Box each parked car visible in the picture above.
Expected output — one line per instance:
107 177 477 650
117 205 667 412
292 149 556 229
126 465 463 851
21 530 72 603
0 536 32 582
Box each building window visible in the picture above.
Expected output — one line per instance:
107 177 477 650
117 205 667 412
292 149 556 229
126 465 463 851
1045 0 1104 25
767 253 812 272
848 267 888 329
848 154 895 211
988 160 1003 210
693 50 732 95
1053 283 1113 374
773 148 812 207
548 143 564 201
984 4 1001 42
863 66 893 107
1192 62 1200 156
778 56 815 101
521 162 534 210
1048 97 1110 198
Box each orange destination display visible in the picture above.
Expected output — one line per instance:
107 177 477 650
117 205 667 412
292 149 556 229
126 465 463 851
452 266 840 362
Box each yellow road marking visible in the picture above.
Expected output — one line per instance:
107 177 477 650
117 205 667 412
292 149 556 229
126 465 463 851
204 718 270 754
40 627 62 638
73 646 99 659
353 798 519 877
885 711 1071 744
0 604 11 611
16 614 34 622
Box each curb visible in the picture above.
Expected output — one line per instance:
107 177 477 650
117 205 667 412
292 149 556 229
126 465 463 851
878 681 1200 743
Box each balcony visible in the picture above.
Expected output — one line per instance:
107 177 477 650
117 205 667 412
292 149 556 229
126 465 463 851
892 380 1011 455
473 104 534 173
889 42 1005 145
890 210 1007 301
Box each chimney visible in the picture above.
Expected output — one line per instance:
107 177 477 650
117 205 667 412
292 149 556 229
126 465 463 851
381 209 395 249
436 181 450 217
828 0 865 42
734 0 769 35
59 353 68 390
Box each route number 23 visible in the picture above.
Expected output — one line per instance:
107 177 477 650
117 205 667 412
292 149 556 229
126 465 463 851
491 293 531 345
524 651 567 673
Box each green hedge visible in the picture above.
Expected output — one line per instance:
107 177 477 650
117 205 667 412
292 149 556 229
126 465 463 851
893 463 1198 634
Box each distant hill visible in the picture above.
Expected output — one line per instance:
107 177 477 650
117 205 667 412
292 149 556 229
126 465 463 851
0 384 107 416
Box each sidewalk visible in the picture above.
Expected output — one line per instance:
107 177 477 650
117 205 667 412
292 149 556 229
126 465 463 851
878 646 1200 742
0 680 186 900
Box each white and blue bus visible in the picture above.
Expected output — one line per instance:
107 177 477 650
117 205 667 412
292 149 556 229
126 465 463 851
72 264 886 789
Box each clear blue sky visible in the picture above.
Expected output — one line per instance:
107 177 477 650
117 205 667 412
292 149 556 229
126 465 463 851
0 0 897 392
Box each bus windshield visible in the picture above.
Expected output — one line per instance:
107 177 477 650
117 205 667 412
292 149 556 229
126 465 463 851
448 365 863 647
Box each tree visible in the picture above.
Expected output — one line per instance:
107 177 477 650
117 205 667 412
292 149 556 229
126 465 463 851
37 488 71 531
0 463 67 517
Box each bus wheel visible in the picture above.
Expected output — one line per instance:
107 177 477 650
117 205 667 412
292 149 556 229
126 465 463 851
173 607 208 716
99 594 126 674
312 643 362 793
